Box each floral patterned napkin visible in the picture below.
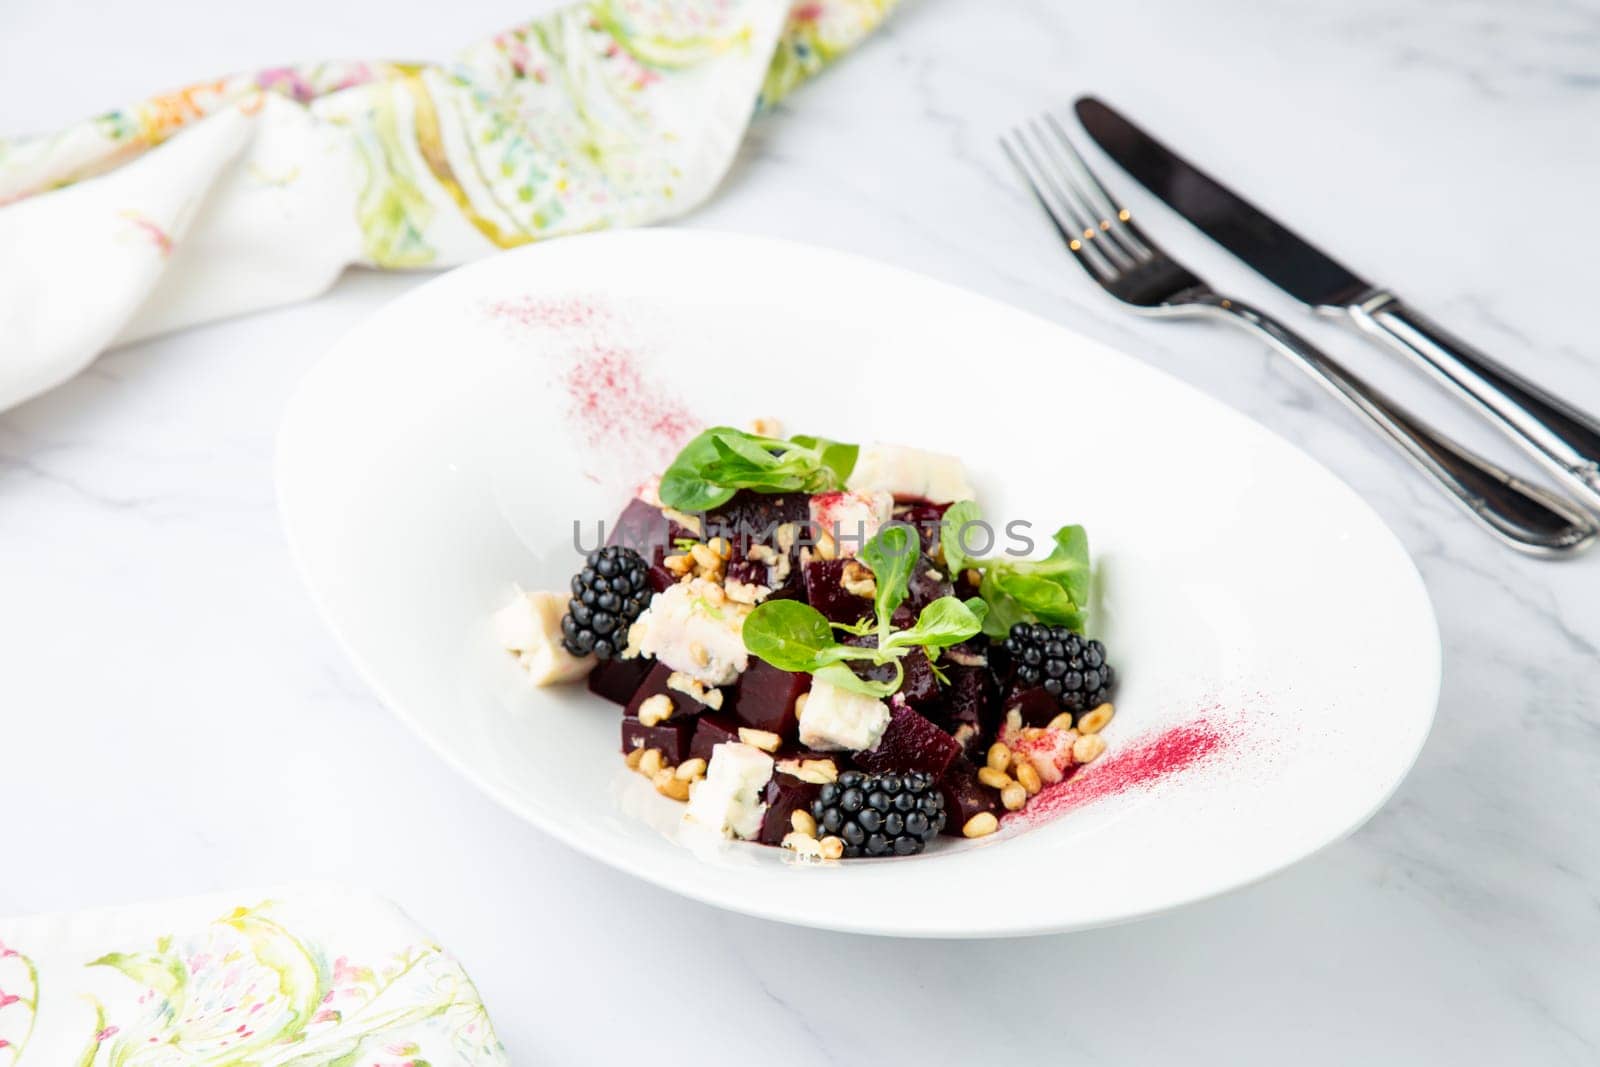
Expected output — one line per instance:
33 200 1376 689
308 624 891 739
0 885 506 1066
0 0 895 412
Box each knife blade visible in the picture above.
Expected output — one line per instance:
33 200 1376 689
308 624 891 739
1076 95 1600 516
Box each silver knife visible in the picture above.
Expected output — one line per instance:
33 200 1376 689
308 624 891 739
1076 96 1600 517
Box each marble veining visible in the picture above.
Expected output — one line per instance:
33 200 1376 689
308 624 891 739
3 0 1599 1063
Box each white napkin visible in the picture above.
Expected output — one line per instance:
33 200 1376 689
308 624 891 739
0 885 507 1066
0 0 897 412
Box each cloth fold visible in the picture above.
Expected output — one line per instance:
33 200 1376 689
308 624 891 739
0 885 507 1066
0 0 896 411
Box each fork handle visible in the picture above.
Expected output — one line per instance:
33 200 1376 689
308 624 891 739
1337 290 1600 516
1193 293 1595 556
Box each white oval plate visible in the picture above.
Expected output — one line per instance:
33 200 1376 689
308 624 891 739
277 230 1439 938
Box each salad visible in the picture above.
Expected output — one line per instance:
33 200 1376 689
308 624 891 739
494 420 1117 859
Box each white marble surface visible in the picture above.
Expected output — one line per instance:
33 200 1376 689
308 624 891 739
3 1 1599 1063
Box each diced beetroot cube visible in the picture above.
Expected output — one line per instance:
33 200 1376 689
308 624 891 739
587 656 654 706
757 772 822 845
893 500 951 551
689 712 742 764
943 664 999 759
804 559 874 626
937 756 998 836
1004 684 1063 728
706 490 810 548
730 659 809 738
707 490 810 601
854 699 961 778
904 555 954 615
621 716 695 764
606 498 688 591
839 634 940 706
624 661 719 720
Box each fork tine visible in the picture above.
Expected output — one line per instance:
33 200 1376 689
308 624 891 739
1035 113 1152 265
1000 128 1119 281
1025 119 1139 274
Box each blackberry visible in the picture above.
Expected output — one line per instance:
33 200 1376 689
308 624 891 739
811 770 946 858
562 546 653 660
1003 622 1116 718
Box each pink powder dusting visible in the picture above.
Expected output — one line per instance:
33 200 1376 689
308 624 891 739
485 296 601 330
1009 712 1233 826
563 342 700 460
486 295 703 473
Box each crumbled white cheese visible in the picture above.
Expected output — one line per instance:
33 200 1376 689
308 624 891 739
628 577 752 686
847 443 976 504
685 742 775 839
809 489 893 558
493 588 594 685
798 678 892 752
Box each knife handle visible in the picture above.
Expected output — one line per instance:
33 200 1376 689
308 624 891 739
1345 290 1600 515
1194 294 1595 556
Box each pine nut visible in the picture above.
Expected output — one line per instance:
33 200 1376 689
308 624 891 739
624 747 645 770
781 831 822 857
690 543 721 572
1078 703 1115 735
986 743 1012 773
663 553 693 576
1047 712 1075 731
638 748 664 778
708 536 732 561
791 809 817 837
1001 783 1027 811
656 773 691 801
1073 733 1107 764
794 692 810 715
738 727 782 752
962 812 999 838
675 757 707 781
977 766 1012 791
818 835 845 860
797 758 837 784
1016 763 1042 795
637 693 674 727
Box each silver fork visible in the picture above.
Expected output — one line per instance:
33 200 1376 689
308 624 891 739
1002 114 1595 558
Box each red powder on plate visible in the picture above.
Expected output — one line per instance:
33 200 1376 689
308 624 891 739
563 342 700 462
1011 715 1230 825
486 294 704 475
484 296 600 330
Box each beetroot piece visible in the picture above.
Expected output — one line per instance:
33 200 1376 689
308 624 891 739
905 555 955 616
894 500 952 551
607 498 689 591
689 712 742 764
587 656 654 706
803 559 874 626
1004 684 1063 728
707 490 810 600
854 700 962 778
730 659 809 739
757 772 823 845
840 634 940 706
942 664 1000 759
624 661 719 721
937 756 998 836
621 716 695 764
